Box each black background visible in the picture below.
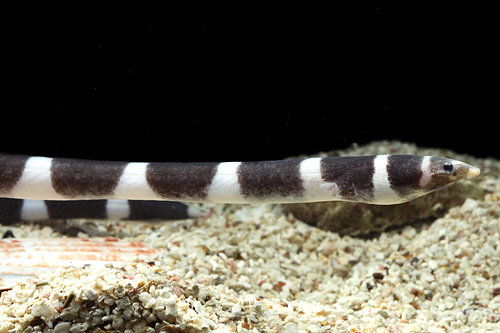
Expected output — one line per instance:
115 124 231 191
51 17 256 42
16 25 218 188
2 4 496 163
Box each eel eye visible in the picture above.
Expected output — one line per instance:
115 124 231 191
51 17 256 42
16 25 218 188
443 162 453 173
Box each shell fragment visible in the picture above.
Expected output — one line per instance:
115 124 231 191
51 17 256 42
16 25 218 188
0 237 160 290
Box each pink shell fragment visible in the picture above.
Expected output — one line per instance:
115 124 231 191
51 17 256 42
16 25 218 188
0 237 160 290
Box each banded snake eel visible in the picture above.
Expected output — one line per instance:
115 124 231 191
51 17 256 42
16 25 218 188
0 153 481 222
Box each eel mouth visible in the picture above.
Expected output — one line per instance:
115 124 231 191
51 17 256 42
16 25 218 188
455 163 481 180
466 167 481 179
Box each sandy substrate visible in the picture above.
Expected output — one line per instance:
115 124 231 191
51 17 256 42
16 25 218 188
1 141 499 332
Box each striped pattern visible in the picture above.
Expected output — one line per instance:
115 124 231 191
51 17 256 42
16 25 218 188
0 198 207 224
0 153 480 205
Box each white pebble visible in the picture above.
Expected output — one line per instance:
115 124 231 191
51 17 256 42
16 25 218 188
69 322 88 333
178 301 189 311
472 253 482 266
421 271 436 283
261 282 273 290
155 296 177 321
460 198 479 213
103 297 114 306
428 259 438 270
31 301 53 317
282 323 298 333
54 322 71 333
402 226 417 239
193 300 205 316
231 303 242 314
139 292 155 308
403 324 422 333
306 324 320 333
369 314 385 327
445 300 455 310
113 316 125 330
463 290 476 300
84 288 98 301
149 285 157 297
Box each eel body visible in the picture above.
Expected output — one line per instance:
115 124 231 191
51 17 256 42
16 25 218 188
0 153 480 205
0 198 207 224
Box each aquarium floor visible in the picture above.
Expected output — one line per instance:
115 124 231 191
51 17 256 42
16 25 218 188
1 141 499 333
